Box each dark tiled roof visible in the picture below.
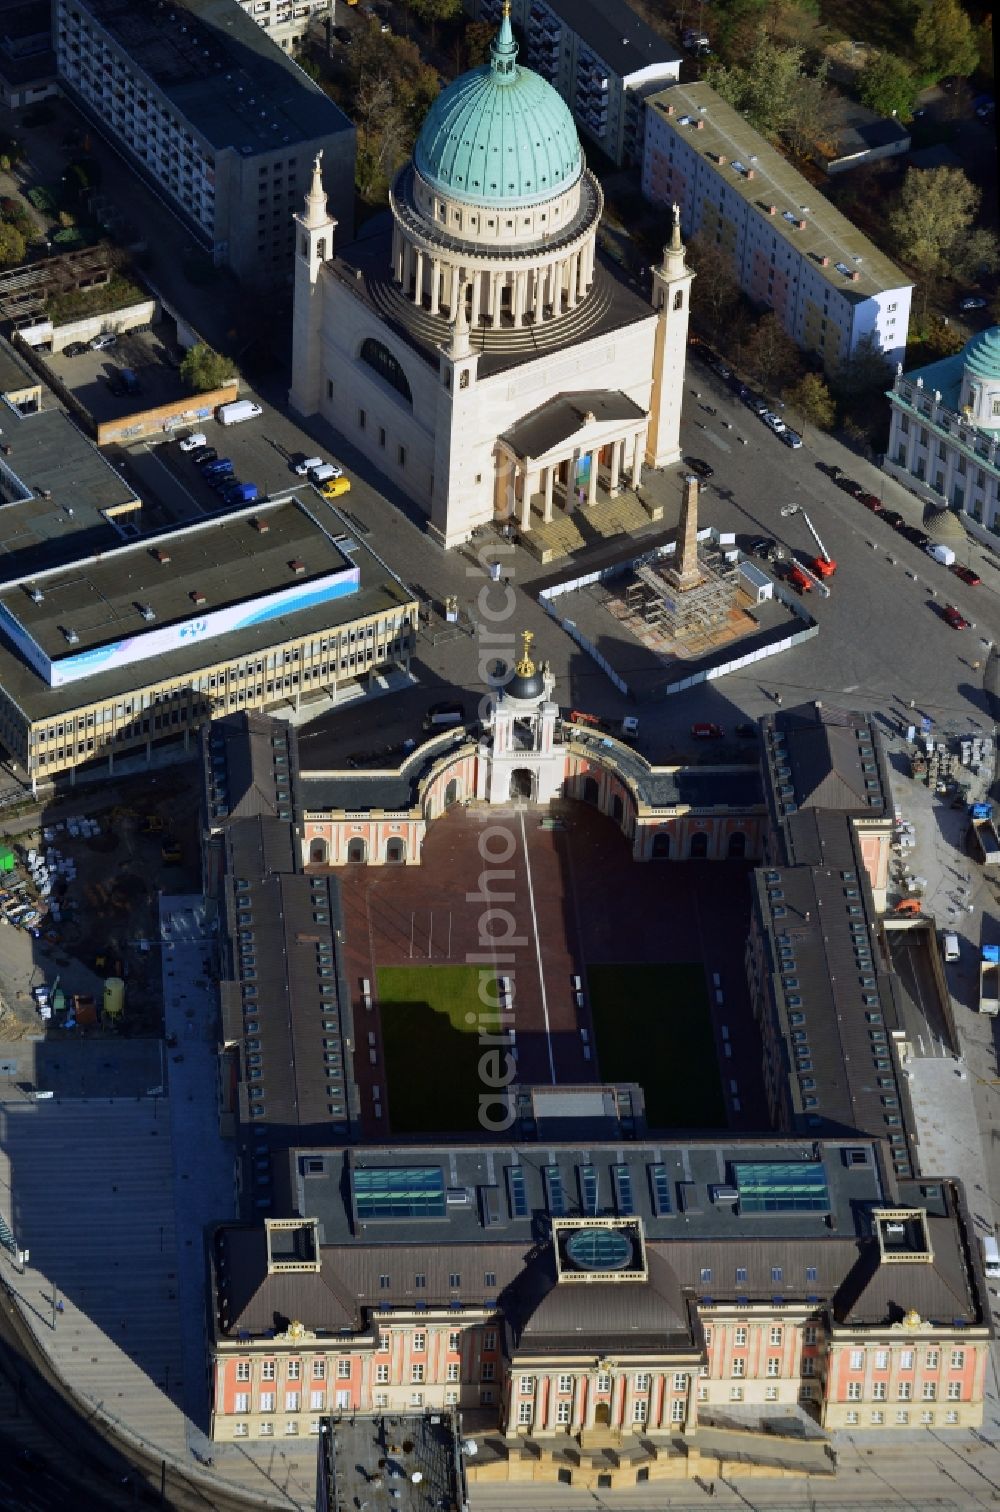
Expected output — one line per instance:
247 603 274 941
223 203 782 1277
220 870 356 1145
205 711 299 826
501 391 646 462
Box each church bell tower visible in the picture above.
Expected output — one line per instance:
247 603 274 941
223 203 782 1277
646 204 693 469
289 151 336 419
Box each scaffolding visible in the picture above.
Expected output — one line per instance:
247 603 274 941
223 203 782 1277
625 546 740 641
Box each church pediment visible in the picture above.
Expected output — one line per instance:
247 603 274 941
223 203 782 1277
500 390 647 463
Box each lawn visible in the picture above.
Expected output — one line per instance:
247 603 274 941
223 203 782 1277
586 963 726 1130
377 965 500 1134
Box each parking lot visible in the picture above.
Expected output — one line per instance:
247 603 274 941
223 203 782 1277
46 324 190 428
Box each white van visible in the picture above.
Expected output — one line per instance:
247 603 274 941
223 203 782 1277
942 931 960 963
925 542 956 567
983 1234 1000 1280
216 399 262 426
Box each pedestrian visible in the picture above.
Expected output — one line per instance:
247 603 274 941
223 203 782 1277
775 692 782 706
55 1300 64 1314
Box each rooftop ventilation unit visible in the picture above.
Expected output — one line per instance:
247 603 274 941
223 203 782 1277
190 590 206 605
137 603 156 622
62 626 79 645
25 585 43 603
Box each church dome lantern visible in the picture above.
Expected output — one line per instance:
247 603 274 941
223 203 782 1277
413 4 582 210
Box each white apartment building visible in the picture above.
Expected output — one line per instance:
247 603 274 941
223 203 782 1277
465 0 681 166
884 327 1000 539
235 0 329 53
642 82 912 372
53 0 354 287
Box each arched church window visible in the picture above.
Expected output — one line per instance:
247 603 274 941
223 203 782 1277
316 238 326 262
673 289 684 310
460 371 470 389
360 339 413 407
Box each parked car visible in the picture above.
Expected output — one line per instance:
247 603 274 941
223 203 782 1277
902 524 930 548
951 563 982 586
63 341 88 357
749 395 769 415
320 476 351 499
179 431 207 453
836 476 863 497
295 455 324 476
89 331 117 350
210 471 237 491
882 509 905 529
201 457 233 476
191 446 217 466
747 536 776 558
859 492 882 512
761 410 786 433
960 296 987 311
943 604 970 630
691 722 724 738
108 366 140 397
684 456 714 479
780 428 803 449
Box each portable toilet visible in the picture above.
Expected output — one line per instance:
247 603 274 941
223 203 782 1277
103 976 125 1022
0 847 14 873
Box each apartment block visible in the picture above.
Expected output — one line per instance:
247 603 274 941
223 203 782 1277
53 0 354 287
235 0 329 53
642 83 911 372
466 0 680 166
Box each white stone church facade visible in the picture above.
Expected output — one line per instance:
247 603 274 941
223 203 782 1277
288 9 691 549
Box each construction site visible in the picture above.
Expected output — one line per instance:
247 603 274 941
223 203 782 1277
540 474 813 700
0 766 202 1046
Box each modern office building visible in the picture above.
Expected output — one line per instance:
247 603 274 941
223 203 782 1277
208 1135 990 1468
235 0 329 54
291 12 692 549
0 356 417 785
53 0 354 286
884 326 1000 542
642 82 912 373
465 0 681 166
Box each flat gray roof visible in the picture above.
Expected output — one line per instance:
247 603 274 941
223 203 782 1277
3 496 354 661
76 0 352 154
543 0 681 79
0 496 415 719
0 389 138 582
648 83 910 301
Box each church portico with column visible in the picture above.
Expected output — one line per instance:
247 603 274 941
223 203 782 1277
290 4 692 550
496 391 651 533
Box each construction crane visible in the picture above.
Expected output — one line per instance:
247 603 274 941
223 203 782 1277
780 502 837 583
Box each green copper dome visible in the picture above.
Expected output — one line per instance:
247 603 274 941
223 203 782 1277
414 10 582 210
964 326 1000 381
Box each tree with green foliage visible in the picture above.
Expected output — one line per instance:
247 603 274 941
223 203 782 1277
0 221 25 267
180 343 233 394
831 332 894 404
786 372 835 436
462 17 496 68
913 0 978 82
707 35 833 153
743 311 802 393
888 165 982 306
857 51 917 120
409 0 461 45
687 235 743 345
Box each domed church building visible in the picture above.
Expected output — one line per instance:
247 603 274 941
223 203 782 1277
289 4 692 549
